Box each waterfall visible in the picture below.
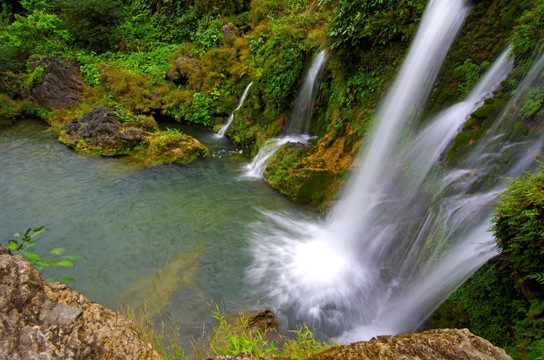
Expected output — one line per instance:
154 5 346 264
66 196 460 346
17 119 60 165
243 50 328 178
246 0 542 341
286 50 329 134
243 134 311 180
217 82 253 137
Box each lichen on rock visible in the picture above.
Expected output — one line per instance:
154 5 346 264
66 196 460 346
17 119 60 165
0 245 160 360
307 328 512 360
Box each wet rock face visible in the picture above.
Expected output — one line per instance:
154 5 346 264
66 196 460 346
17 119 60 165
308 328 512 360
0 245 160 360
63 106 144 152
30 57 84 110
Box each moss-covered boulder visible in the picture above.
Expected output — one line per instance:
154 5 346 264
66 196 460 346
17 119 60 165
265 123 360 209
59 106 208 165
135 129 209 165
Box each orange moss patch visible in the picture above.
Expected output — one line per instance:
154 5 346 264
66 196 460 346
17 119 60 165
265 123 361 210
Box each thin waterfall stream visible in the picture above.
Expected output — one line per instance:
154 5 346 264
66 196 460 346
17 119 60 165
244 50 328 179
217 82 253 137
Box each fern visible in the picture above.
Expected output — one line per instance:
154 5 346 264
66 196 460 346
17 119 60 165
527 272 544 285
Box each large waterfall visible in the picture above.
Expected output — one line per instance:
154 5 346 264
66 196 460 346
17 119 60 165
244 50 328 179
247 0 544 341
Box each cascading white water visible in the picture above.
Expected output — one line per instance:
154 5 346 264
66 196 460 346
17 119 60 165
286 50 329 134
246 0 544 341
243 134 311 180
217 82 253 137
243 50 328 178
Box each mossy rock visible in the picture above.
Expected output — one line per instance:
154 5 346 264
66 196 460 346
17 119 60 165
136 132 209 165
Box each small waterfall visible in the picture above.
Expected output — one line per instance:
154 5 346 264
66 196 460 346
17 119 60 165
247 0 538 340
217 82 253 137
243 134 311 180
243 51 328 178
286 50 329 134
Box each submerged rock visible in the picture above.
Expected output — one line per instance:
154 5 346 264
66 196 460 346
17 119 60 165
308 328 511 360
0 245 160 360
30 57 84 110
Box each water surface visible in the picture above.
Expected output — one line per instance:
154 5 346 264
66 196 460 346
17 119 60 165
0 119 317 344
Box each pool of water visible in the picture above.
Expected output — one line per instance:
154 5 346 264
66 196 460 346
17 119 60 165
0 119 317 345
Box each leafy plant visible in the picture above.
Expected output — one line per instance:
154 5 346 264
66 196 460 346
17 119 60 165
208 306 278 358
0 10 70 72
280 324 333 359
191 16 224 56
6 226 83 282
59 0 124 53
454 58 491 97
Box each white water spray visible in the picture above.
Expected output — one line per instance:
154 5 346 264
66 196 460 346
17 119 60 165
246 0 544 341
217 82 253 137
243 134 311 180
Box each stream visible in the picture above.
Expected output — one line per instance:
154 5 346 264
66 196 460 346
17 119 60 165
0 119 317 345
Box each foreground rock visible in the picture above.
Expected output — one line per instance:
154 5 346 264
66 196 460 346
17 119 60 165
30 57 84 110
308 328 511 360
0 245 161 360
60 106 209 164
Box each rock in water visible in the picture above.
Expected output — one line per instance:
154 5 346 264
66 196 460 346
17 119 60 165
0 245 160 360
308 328 512 360
30 57 84 110
63 105 144 153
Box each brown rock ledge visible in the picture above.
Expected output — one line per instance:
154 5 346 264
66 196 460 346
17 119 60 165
0 245 160 360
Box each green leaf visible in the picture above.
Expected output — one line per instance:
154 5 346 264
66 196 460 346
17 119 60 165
23 252 42 261
50 248 65 256
8 239 17 251
56 260 74 267
59 277 75 282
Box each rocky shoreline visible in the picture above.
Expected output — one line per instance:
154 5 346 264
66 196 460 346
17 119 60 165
1 244 512 360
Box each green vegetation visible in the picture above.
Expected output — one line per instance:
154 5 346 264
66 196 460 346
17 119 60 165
433 165 544 358
5 226 82 282
2 0 544 355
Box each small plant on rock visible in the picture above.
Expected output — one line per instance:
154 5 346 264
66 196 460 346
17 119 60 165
6 225 83 282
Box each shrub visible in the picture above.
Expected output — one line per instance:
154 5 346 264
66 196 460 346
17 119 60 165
0 10 70 72
191 16 224 56
149 2 199 45
492 166 544 297
327 0 425 67
59 0 124 53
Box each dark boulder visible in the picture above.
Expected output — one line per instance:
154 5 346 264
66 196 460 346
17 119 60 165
63 106 145 153
30 57 84 110
165 55 200 85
